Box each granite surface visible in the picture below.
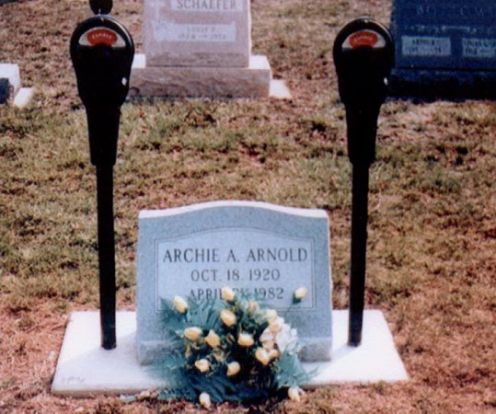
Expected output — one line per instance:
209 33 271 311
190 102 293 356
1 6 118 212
390 0 496 98
136 201 333 364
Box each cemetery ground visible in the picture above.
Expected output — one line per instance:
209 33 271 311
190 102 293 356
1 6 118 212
0 0 495 413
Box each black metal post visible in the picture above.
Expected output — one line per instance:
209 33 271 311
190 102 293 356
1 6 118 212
70 6 134 351
96 164 116 350
333 18 394 348
348 163 370 346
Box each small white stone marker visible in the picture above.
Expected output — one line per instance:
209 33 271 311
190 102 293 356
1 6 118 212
13 87 35 108
0 63 34 107
51 310 408 396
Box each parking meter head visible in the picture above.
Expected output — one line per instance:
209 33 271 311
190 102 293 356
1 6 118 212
90 0 113 15
333 18 394 166
70 16 134 166
333 18 394 108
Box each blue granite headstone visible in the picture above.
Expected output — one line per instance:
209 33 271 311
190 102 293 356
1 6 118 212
390 0 496 98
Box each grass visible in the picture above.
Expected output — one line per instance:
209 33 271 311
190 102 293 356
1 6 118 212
1 0 496 413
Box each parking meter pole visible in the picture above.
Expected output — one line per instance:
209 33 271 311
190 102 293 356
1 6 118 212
96 164 116 349
346 104 379 347
333 18 394 348
70 12 134 350
349 163 369 346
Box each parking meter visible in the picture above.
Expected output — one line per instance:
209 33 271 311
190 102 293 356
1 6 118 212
334 18 393 167
333 18 394 347
70 8 134 350
70 15 134 166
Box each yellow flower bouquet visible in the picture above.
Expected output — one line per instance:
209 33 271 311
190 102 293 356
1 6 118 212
152 287 311 407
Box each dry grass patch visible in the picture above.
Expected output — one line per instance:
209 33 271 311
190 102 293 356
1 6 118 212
0 0 495 413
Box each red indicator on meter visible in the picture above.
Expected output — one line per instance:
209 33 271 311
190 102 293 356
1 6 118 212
343 30 386 50
79 27 125 48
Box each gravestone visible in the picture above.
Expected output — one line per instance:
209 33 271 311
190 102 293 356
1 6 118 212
144 0 250 68
0 63 34 107
131 0 290 98
0 64 20 104
136 201 332 364
390 0 496 99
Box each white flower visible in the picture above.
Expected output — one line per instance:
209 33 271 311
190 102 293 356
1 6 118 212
205 330 221 349
227 361 241 377
260 328 275 350
173 296 188 314
255 347 271 366
288 386 301 402
266 309 278 322
220 309 237 327
195 359 210 373
276 324 298 353
261 320 298 353
199 392 212 409
293 287 308 302
221 287 235 302
237 332 254 348
184 327 202 342
269 316 285 334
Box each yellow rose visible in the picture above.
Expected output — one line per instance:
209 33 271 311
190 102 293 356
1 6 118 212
195 359 210 373
226 361 241 377
288 386 301 402
221 287 235 302
293 287 308 302
220 309 237 327
173 296 188 314
213 350 225 363
184 327 202 342
237 332 254 348
247 300 259 313
255 347 271 366
199 392 211 409
205 330 221 349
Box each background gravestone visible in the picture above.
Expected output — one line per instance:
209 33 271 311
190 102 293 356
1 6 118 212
144 0 250 67
136 201 333 364
390 0 496 98
131 0 290 98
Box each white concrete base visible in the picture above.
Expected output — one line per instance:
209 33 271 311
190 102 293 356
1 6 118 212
270 79 292 100
130 53 290 99
52 310 408 396
305 310 408 386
